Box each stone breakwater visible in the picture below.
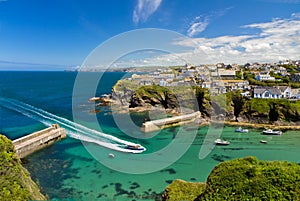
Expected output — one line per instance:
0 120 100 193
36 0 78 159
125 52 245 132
13 124 66 158
141 111 201 132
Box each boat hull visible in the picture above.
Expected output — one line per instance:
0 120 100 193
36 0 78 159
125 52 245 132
262 131 282 135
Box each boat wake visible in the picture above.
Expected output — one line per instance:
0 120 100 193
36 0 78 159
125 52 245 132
0 98 146 153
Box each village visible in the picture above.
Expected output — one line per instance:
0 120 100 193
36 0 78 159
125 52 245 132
127 59 300 100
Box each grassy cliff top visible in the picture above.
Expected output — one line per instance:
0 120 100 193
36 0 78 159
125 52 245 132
0 135 46 201
163 157 300 201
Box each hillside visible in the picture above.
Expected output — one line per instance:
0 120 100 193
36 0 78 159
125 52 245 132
0 135 46 201
112 80 300 125
162 157 300 201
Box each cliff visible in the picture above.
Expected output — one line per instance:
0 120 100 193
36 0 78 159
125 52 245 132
0 135 46 200
224 91 300 125
162 157 300 201
111 80 300 125
112 80 196 113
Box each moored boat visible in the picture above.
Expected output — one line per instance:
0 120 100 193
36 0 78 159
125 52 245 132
214 139 230 146
235 127 249 133
262 129 282 135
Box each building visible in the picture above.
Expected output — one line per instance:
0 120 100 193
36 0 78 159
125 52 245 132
253 86 292 99
253 87 282 99
255 73 275 81
222 80 250 91
291 73 300 82
211 69 236 80
278 86 292 98
139 79 153 86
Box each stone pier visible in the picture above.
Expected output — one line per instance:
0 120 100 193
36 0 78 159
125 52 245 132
141 111 201 132
13 124 66 158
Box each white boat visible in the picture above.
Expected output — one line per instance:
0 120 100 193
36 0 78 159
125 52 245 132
214 139 230 146
235 127 249 133
108 153 115 158
260 140 268 144
124 144 146 151
262 129 282 135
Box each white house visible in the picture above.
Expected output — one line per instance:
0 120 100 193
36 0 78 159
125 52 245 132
278 86 292 98
255 73 275 81
253 87 282 99
253 86 292 99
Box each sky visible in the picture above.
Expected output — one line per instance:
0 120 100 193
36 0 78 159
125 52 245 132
0 0 300 70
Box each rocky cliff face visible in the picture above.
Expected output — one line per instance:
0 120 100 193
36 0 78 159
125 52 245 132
112 84 186 113
129 86 179 109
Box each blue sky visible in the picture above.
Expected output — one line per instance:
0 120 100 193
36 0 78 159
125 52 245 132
0 0 299 70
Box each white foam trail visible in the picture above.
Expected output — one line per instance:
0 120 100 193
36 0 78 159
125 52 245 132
0 98 145 153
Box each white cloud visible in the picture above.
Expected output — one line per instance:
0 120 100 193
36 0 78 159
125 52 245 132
173 13 300 64
187 7 233 37
133 0 162 24
115 13 300 67
187 16 209 37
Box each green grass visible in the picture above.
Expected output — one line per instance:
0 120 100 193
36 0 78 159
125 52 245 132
197 157 300 201
162 180 206 201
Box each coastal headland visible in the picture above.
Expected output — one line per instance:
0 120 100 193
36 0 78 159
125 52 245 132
94 65 300 131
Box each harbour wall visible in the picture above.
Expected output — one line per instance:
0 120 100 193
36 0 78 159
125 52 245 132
13 124 66 158
141 111 201 132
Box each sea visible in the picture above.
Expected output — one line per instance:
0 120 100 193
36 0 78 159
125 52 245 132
0 71 299 201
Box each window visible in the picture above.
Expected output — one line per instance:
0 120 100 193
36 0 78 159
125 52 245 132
265 91 270 98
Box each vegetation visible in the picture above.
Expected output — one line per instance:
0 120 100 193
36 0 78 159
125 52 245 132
162 180 206 201
130 85 196 110
162 157 300 201
247 98 300 122
197 157 300 201
280 64 299 74
0 135 46 201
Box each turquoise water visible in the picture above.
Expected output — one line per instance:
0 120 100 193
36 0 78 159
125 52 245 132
0 71 299 200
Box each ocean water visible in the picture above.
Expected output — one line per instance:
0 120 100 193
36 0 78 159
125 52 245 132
0 71 300 201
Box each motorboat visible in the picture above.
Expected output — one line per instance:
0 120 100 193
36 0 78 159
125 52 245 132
108 153 115 158
262 129 282 135
260 140 268 144
235 127 249 133
214 139 230 146
125 144 146 151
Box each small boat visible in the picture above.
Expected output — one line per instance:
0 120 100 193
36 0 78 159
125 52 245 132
125 144 146 151
262 129 282 135
235 127 249 133
260 140 267 144
214 139 230 146
108 153 115 158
